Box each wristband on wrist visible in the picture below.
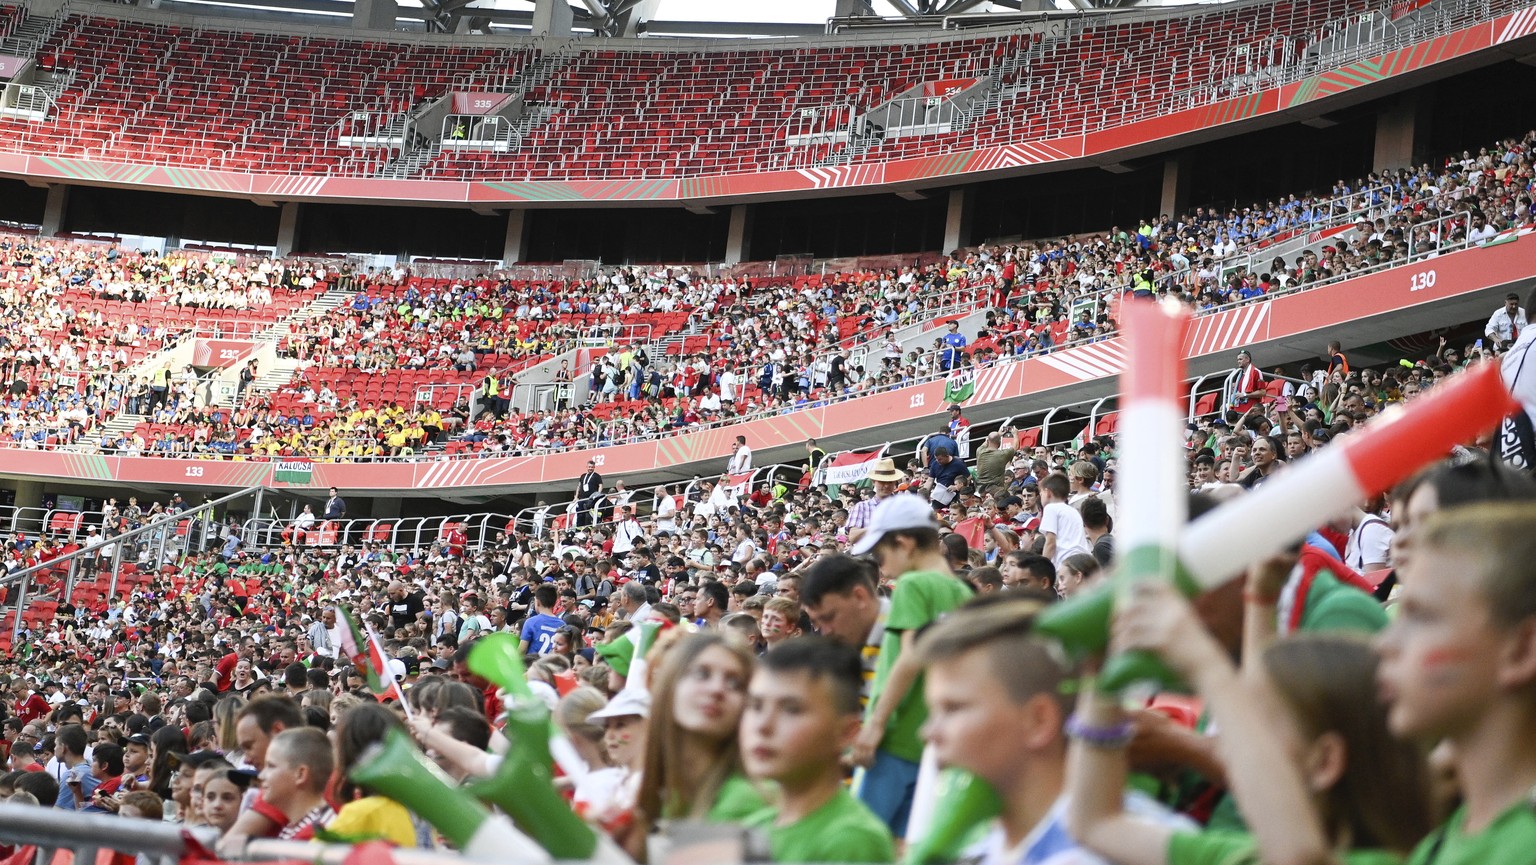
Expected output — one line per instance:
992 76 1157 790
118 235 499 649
1064 712 1134 749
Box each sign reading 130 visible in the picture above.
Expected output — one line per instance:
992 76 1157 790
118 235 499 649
1408 269 1437 292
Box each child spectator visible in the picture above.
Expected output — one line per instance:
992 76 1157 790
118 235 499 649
1377 502 1536 864
200 763 246 835
918 597 1191 865
1064 581 1431 865
740 637 894 863
759 597 802 649
632 634 765 858
258 728 335 841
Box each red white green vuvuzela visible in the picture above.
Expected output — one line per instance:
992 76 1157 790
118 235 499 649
1038 354 1519 681
1102 299 1192 686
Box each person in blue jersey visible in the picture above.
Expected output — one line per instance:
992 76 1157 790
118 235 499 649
941 320 969 370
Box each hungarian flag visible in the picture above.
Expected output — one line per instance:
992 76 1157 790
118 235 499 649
337 605 406 705
1480 226 1530 248
943 367 977 405
1070 423 1090 452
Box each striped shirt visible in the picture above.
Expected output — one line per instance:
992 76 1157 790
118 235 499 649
847 494 888 530
860 597 891 706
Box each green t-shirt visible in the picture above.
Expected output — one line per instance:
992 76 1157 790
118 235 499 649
745 788 896 864
705 773 772 824
1170 829 1402 865
1300 570 1388 635
870 569 974 762
1406 800 1536 865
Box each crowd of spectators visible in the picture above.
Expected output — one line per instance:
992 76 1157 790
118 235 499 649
62 129 1536 464
0 234 337 452
0 303 1532 865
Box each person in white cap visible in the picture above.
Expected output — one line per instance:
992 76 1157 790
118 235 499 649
844 493 974 837
574 688 650 833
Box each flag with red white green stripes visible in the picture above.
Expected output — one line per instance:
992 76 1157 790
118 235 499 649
337 605 408 707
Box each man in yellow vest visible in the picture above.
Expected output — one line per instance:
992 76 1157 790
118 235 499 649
480 372 501 418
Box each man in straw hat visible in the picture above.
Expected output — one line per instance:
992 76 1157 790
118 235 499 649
847 458 906 547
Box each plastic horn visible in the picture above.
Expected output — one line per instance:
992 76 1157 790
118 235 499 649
1098 299 1191 689
900 768 1004 865
349 728 552 864
467 632 536 702
465 702 634 865
1177 358 1517 586
1038 359 1519 678
468 632 587 779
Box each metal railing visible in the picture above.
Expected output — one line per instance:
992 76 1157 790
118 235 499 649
239 510 516 553
0 80 54 119
0 802 585 865
1 484 268 641
0 803 217 865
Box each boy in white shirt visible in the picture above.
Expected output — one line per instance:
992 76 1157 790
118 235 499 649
1038 473 1090 571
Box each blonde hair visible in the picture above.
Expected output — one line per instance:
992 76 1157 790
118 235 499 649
1418 502 1536 627
213 695 246 753
916 597 1067 711
763 596 800 622
557 686 608 746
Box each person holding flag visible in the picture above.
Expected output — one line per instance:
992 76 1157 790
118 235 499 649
335 606 410 711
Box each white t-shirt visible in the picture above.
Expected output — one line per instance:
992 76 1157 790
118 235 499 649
611 519 643 555
966 793 1193 865
1040 501 1090 569
728 445 753 474
654 495 678 534
1345 515 1393 572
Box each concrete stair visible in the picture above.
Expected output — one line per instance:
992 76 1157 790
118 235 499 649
228 286 360 408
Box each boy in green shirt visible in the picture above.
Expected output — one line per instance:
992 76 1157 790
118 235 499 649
1377 502 1536 865
847 493 974 835
741 636 895 864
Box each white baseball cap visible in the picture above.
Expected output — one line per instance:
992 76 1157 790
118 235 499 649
588 688 651 722
849 493 938 556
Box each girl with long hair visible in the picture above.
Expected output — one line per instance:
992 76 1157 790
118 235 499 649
146 725 188 803
630 633 765 858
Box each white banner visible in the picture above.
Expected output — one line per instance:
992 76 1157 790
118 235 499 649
821 453 880 486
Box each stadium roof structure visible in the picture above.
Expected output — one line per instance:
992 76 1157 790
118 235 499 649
151 0 1189 38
